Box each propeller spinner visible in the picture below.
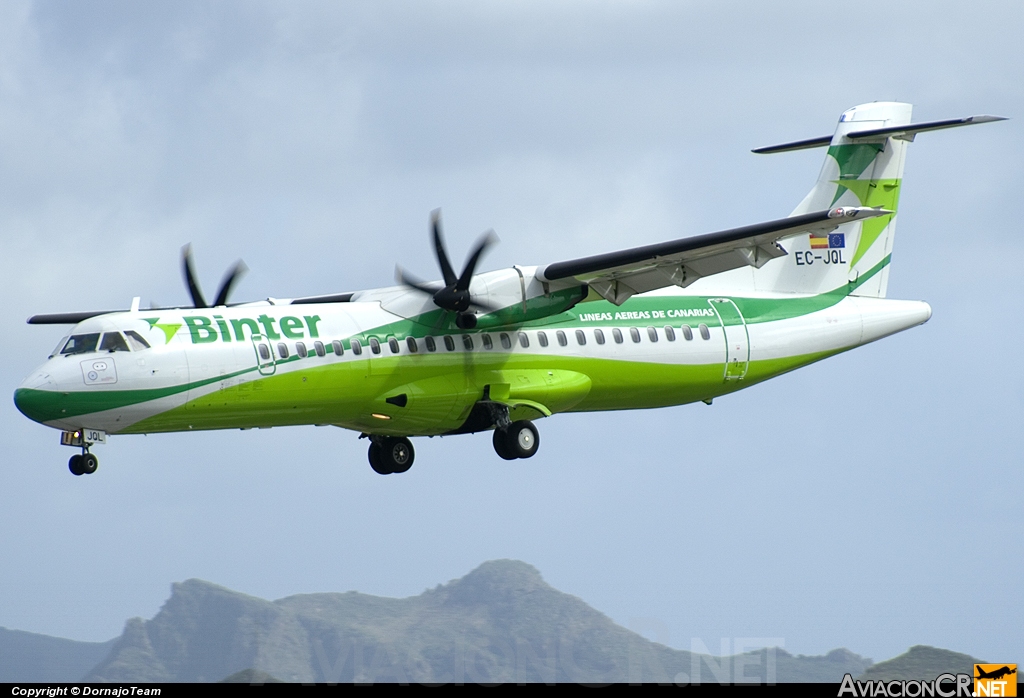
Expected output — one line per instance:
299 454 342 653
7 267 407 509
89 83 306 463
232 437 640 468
181 244 248 308
396 210 498 329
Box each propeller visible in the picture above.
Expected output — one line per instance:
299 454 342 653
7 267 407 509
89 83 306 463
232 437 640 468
396 210 498 329
181 244 248 308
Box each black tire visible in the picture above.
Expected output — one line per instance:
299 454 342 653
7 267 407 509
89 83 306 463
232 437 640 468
81 453 98 474
368 443 391 475
492 428 517 460
68 455 84 476
381 437 414 474
506 421 539 459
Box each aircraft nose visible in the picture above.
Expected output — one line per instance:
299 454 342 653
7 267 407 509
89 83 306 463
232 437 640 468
13 369 58 424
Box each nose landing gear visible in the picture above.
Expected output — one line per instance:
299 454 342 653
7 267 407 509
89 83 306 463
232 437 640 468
367 436 415 475
68 451 98 476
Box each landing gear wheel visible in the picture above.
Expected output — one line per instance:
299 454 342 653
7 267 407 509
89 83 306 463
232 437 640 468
381 437 414 474
69 454 85 476
81 453 98 474
368 443 390 475
368 437 415 474
492 428 517 461
506 420 539 459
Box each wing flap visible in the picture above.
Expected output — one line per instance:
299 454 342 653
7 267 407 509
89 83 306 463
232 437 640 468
539 206 885 305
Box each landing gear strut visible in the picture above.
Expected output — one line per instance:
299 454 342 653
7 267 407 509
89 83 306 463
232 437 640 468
367 436 415 475
493 420 539 460
69 450 98 476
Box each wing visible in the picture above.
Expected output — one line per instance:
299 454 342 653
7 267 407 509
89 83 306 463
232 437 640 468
537 206 888 305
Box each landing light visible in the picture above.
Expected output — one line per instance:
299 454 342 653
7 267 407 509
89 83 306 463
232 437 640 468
371 413 391 420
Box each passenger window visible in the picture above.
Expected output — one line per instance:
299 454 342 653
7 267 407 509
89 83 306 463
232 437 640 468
425 336 436 352
647 327 658 343
681 325 693 341
296 342 308 358
500 333 512 349
630 327 641 343
351 339 363 355
444 335 455 351
277 342 289 358
518 332 529 348
482 334 493 350
612 328 623 344
462 334 474 351
664 326 676 342
538 331 549 347
100 332 130 352
258 344 271 360
314 341 326 357
369 338 381 354
407 337 419 353
699 324 711 340
575 329 586 346
124 330 151 351
594 328 605 345
388 337 400 354
556 330 567 347
332 340 344 355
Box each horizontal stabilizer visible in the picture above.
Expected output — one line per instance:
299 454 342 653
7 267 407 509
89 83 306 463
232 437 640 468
845 114 1007 142
754 114 1007 153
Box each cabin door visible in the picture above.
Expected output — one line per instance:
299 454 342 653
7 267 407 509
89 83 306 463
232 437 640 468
708 298 749 381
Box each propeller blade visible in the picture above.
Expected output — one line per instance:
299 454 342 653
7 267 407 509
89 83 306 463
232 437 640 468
455 230 498 292
181 244 208 308
431 210 458 287
395 266 442 296
213 260 248 307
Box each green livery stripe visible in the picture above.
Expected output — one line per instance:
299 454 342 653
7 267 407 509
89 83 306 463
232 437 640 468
13 365 259 423
119 347 846 437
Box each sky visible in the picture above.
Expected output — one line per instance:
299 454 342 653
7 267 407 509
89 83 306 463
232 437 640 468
1 0 1021 666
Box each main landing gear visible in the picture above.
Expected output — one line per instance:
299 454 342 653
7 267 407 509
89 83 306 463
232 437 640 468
492 420 540 461
69 450 98 476
367 436 415 475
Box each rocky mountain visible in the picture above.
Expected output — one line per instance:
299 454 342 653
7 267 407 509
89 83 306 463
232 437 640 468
0 627 116 682
15 560 991 683
858 645 984 681
82 559 870 683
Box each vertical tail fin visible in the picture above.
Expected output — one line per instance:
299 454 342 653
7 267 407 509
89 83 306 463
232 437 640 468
787 102 912 297
756 104 1003 298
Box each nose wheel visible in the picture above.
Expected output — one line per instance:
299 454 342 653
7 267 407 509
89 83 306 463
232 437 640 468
367 436 415 475
69 451 98 476
493 420 539 460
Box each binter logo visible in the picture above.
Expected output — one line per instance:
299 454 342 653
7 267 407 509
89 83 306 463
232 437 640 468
144 314 322 345
974 664 1017 697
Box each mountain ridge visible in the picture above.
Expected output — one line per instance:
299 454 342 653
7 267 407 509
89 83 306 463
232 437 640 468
1 560 984 683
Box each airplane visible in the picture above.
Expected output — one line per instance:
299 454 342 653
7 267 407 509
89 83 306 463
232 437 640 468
975 666 1017 681
14 102 1005 476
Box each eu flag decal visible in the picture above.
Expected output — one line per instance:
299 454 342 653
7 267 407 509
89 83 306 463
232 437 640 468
828 233 845 249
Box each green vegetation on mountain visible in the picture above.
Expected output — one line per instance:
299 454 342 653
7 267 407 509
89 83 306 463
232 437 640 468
858 645 984 681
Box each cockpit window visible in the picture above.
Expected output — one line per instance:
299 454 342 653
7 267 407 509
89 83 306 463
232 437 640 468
50 334 71 358
124 330 151 351
60 333 100 356
99 332 130 353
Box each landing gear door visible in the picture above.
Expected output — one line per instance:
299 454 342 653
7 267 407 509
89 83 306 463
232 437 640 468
708 298 749 381
251 334 276 376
